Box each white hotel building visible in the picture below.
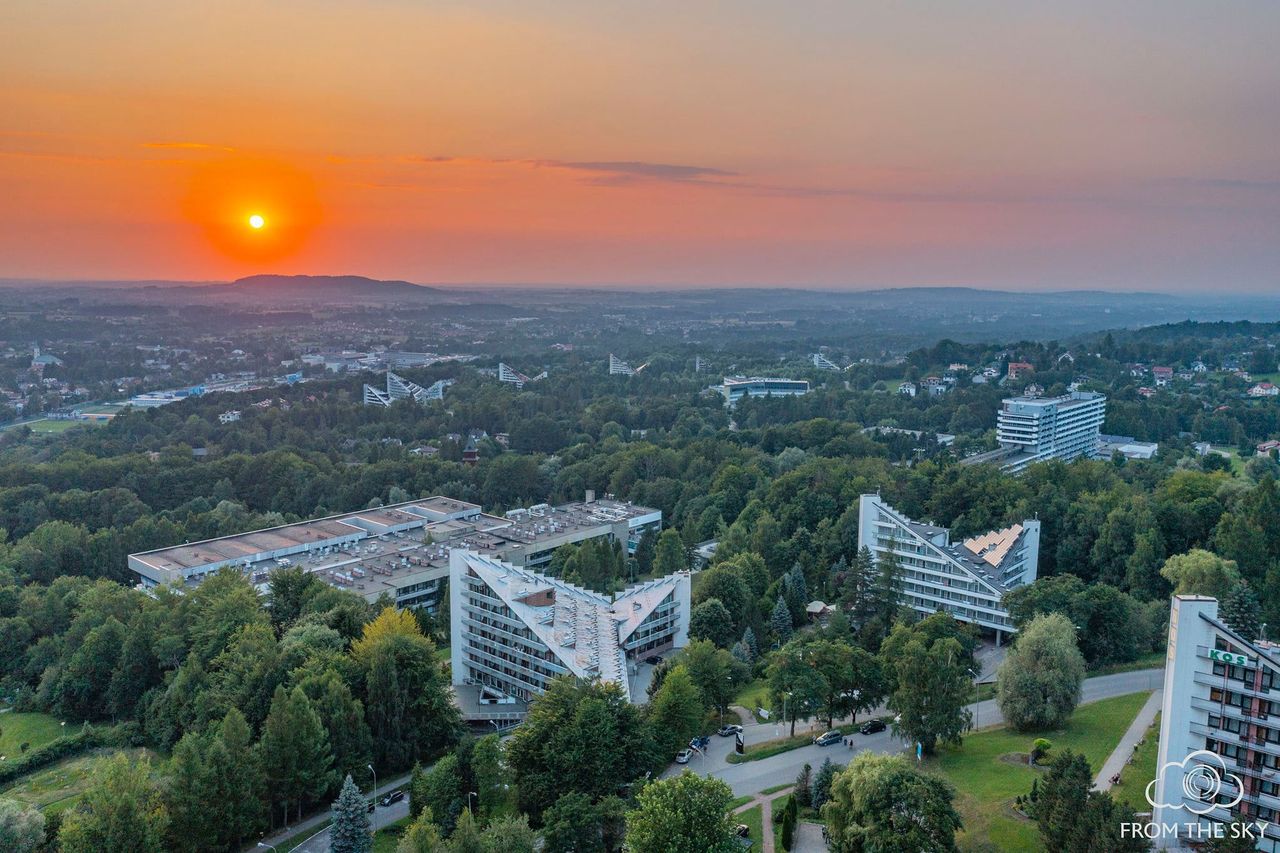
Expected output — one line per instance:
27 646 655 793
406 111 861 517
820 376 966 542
857 494 1039 641
449 550 690 720
994 390 1107 474
1153 595 1280 850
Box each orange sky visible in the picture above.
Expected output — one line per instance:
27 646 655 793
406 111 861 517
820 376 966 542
2 1 1279 289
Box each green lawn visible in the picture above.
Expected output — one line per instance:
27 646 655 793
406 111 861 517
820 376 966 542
727 727 843 764
737 803 764 850
925 691 1151 852
371 815 410 852
1111 712 1160 812
729 794 754 810
734 678 771 722
0 747 158 813
0 713 67 764
1087 651 1165 677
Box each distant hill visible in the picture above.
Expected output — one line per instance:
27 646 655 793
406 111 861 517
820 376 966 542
228 274 441 300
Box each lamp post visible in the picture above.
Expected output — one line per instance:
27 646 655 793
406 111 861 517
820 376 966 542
468 791 478 813
257 843 277 852
368 763 377 834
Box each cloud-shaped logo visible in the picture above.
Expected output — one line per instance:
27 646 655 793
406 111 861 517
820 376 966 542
1146 750 1244 815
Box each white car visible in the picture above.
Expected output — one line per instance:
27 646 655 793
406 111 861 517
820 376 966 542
675 749 693 764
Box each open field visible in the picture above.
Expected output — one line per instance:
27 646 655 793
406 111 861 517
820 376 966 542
0 747 159 814
925 691 1150 852
0 712 67 764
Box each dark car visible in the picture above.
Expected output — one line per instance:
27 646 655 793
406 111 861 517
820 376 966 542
379 789 405 807
644 655 663 666
718 724 743 737
734 824 750 838
689 735 711 750
814 730 843 746
860 718 887 735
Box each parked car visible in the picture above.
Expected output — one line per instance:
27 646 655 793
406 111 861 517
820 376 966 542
718 724 743 737
860 718 887 735
689 735 711 750
644 655 663 665
814 730 843 746
734 824 751 838
379 789 405 807
675 749 693 764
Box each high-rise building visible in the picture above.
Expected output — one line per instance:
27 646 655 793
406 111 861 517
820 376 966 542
449 549 690 720
1153 595 1280 850
856 494 1039 641
994 390 1106 473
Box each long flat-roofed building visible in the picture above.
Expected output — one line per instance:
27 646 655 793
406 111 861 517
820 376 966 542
449 549 690 718
128 493 660 613
1154 595 1280 850
857 494 1039 641
720 376 810 405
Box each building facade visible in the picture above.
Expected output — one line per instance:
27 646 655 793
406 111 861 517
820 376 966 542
995 390 1107 473
1154 595 1280 851
720 376 810 405
449 550 690 718
856 494 1039 640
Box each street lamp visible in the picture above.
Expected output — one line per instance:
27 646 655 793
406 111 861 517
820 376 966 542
257 843 277 852
368 763 377 834
467 791 478 813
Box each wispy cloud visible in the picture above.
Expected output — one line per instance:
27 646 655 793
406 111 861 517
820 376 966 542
142 141 235 152
544 160 737 184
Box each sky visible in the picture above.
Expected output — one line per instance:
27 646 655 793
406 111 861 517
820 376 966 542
2 1 1279 291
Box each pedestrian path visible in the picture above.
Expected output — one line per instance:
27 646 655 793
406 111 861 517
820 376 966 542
733 785 794 853
1094 689 1161 792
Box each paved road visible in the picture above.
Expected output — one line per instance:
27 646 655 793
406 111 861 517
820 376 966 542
793 821 828 852
250 774 413 853
676 668 1165 797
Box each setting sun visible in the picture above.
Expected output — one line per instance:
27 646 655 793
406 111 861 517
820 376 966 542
248 214 265 230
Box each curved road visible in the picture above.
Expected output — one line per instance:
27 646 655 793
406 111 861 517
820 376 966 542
672 668 1164 797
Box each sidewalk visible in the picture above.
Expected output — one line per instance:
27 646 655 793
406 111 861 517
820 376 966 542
1094 689 1161 792
733 785 794 853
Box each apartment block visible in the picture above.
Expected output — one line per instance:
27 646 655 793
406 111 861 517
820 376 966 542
449 550 690 720
994 390 1107 473
856 494 1039 640
1153 595 1280 850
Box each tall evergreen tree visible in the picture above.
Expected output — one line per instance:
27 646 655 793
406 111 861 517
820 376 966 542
742 626 759 659
872 541 903 627
258 685 335 825
843 546 878 625
330 774 373 853
1221 581 1262 640
770 595 793 643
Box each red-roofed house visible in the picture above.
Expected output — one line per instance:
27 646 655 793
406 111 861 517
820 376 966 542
1007 361 1034 381
1249 382 1279 398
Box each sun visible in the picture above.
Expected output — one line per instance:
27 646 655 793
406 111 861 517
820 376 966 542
248 213 266 230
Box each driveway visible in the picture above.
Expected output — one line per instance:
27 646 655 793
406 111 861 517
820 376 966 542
667 668 1165 798
793 822 828 852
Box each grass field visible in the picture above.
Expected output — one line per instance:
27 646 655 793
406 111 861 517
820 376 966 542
1088 651 1166 677
371 815 410 852
925 691 1150 852
737 803 764 850
1111 712 1160 812
727 726 841 764
734 678 771 722
0 712 67 764
0 747 159 814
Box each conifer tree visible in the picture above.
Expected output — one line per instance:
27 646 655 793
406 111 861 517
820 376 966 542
770 596 793 643
330 774 372 853
1221 581 1262 640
